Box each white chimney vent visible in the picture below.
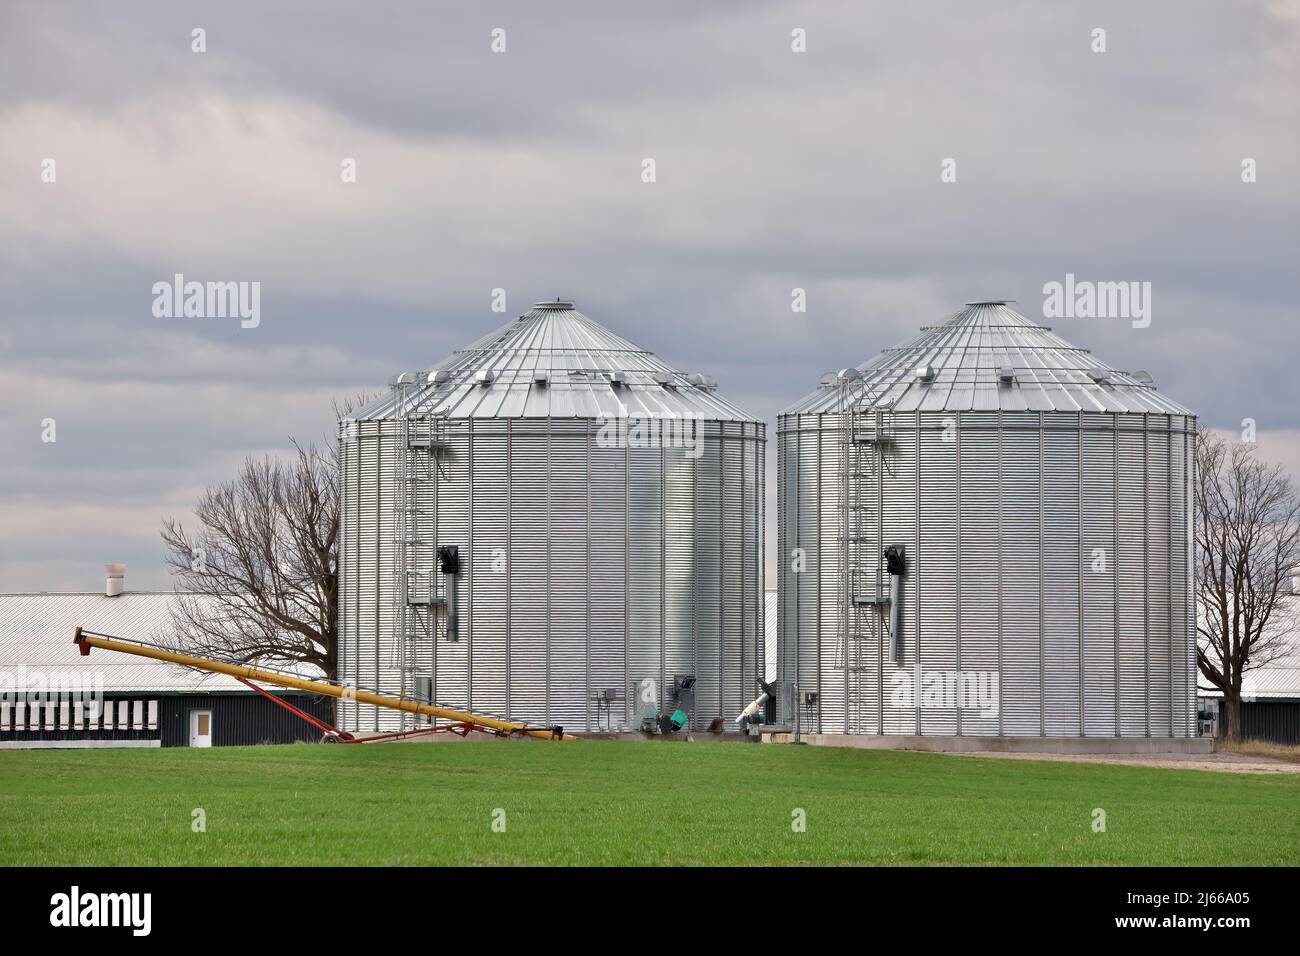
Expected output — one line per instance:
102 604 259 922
105 564 126 598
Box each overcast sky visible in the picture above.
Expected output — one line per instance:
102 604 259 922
1 1 1297 591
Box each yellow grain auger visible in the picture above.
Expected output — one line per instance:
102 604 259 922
74 627 573 742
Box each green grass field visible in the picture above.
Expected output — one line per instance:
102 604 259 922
2 741 1297 866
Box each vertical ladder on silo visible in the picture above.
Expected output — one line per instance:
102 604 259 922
837 374 894 735
392 383 451 730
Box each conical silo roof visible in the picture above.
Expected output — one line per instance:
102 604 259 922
361 300 758 421
781 301 1194 416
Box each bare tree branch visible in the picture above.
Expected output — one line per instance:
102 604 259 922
1195 427 1300 741
159 394 373 681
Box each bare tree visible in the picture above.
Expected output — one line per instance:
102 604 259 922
160 398 368 680
1195 428 1300 742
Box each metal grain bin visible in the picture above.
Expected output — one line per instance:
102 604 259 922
339 301 765 733
777 302 1196 738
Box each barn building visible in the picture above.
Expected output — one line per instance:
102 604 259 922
1199 590 1300 744
0 573 331 748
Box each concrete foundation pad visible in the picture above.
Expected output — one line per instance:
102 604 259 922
760 733 1214 755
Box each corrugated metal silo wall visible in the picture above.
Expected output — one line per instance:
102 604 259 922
339 417 764 732
777 410 1196 737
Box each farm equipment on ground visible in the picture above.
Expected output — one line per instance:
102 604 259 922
73 627 572 742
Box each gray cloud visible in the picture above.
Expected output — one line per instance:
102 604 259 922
1 0 1298 590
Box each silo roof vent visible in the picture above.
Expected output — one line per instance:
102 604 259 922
534 299 575 310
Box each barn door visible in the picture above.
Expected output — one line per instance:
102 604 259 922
188 709 214 747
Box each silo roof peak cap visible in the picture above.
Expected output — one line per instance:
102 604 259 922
965 299 1015 306
534 299 575 310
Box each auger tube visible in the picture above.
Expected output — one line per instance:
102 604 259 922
73 627 570 741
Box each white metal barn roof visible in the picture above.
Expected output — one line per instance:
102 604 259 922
358 300 759 422
0 592 316 692
1216 616 1300 697
1207 598 1300 701
782 301 1194 416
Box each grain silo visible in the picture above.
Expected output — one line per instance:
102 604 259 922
338 301 765 734
777 302 1196 739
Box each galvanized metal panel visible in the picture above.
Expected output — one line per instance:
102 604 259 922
340 411 765 733
1041 424 1081 735
693 437 723 724
340 303 764 738
433 422 470 716
508 419 550 722
958 420 1000 736
589 435 629 723
1081 422 1118 736
795 421 823 728
776 423 796 708
777 301 1197 740
816 422 842 734
1147 425 1173 737
996 420 1043 735
1116 427 1148 736
881 412 918 735
777 409 1197 738
720 430 745 721
918 412 958 735
548 421 591 728
356 302 756 423
469 419 509 717
781 303 1194 418
664 445 696 720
